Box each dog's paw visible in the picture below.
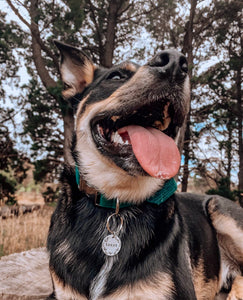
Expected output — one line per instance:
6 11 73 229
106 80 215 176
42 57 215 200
227 276 243 300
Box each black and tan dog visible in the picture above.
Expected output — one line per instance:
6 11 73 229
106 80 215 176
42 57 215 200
47 41 243 300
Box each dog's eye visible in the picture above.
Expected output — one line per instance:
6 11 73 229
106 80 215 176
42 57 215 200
107 71 123 80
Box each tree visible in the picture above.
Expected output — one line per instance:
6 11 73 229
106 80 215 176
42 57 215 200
193 0 242 203
0 11 27 203
142 0 197 191
146 0 242 198
0 116 28 204
6 0 175 182
22 79 63 182
4 0 242 199
7 0 77 165
0 11 24 97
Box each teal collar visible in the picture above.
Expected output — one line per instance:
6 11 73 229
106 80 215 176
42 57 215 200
76 165 81 186
75 165 177 208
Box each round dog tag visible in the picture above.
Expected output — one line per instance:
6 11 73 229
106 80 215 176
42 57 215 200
102 234 121 256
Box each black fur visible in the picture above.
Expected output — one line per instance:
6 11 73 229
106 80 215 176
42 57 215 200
48 169 221 299
47 42 243 300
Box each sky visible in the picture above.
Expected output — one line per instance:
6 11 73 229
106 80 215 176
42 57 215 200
1 0 239 185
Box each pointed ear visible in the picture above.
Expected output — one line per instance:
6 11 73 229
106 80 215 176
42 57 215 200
54 40 95 99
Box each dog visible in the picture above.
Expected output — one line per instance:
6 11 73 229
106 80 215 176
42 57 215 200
47 41 243 300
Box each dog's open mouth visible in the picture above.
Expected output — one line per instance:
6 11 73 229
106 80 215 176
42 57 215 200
91 100 181 179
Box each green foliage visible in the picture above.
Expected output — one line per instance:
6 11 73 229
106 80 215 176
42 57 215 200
44 0 85 45
42 186 59 203
48 81 71 115
64 0 85 30
0 11 26 98
1 0 242 197
0 172 17 205
189 0 241 188
206 177 238 201
33 159 54 182
22 79 63 157
0 244 4 257
0 109 28 203
21 79 63 183
0 11 28 202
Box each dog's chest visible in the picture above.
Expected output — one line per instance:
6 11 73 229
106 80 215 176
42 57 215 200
49 197 186 299
49 195 220 300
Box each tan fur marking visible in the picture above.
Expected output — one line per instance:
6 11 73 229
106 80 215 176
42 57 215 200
208 199 243 292
227 276 243 300
76 94 90 118
63 87 77 99
121 62 138 73
101 272 174 300
192 258 218 300
209 208 243 263
51 270 174 300
51 269 87 300
75 89 164 202
74 65 189 202
61 59 95 99
76 131 164 202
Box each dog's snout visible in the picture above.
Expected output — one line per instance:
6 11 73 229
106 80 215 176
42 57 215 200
148 50 188 80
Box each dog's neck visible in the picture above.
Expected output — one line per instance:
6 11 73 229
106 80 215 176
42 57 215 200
75 165 177 208
98 178 177 208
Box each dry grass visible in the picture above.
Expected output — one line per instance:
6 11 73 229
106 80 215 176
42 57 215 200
0 206 54 257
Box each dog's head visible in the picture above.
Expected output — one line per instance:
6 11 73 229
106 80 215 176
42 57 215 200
55 41 190 203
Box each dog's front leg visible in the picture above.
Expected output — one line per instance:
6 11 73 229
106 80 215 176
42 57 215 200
227 276 243 300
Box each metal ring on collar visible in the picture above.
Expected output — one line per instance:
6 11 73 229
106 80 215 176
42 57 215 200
106 213 124 235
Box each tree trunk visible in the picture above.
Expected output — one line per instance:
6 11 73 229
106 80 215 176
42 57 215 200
63 107 75 165
180 0 197 192
236 67 243 206
30 0 74 165
100 0 121 67
30 0 56 90
181 112 191 192
226 119 232 184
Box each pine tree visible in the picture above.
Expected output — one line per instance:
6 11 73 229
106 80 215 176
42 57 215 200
0 11 27 203
6 0 172 183
193 0 242 203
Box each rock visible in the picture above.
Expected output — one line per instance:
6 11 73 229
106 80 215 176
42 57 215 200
0 248 52 300
0 248 229 300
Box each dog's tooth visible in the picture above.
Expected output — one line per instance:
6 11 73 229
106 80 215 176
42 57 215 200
97 124 104 136
116 133 124 144
111 131 124 144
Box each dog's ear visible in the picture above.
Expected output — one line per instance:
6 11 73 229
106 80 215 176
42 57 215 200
54 40 95 99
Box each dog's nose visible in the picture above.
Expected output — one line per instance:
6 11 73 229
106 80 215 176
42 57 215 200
148 50 188 80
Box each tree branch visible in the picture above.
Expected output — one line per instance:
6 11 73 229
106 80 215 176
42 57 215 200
86 0 103 50
29 0 57 92
7 0 59 71
6 0 31 29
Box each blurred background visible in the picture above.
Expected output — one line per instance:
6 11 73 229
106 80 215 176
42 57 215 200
0 0 242 256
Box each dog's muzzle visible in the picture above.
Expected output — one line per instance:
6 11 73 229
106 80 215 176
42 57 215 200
91 50 189 180
147 49 188 82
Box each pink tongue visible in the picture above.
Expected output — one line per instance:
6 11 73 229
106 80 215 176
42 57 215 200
118 125 180 179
